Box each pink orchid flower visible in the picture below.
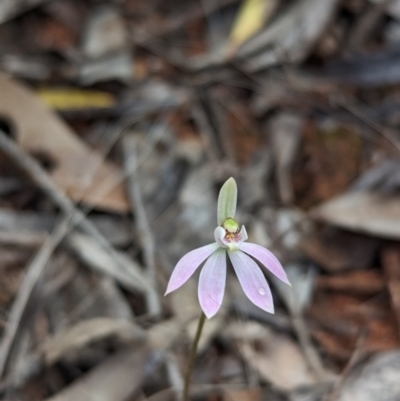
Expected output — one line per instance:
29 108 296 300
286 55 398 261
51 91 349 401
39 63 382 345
165 178 290 318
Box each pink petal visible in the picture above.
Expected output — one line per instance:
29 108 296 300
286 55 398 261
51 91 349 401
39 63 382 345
198 249 226 318
165 243 219 295
229 250 274 313
239 242 290 286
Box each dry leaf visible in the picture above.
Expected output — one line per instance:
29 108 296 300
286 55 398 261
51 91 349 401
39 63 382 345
37 88 116 111
0 72 128 212
225 321 317 390
42 318 145 365
336 350 400 401
68 233 150 293
312 192 400 240
44 347 149 401
228 0 277 49
235 0 341 71
224 387 261 401
170 279 228 352
147 318 184 350
309 291 399 359
301 228 380 272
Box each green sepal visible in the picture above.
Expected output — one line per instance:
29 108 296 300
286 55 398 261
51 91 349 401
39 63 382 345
217 177 237 225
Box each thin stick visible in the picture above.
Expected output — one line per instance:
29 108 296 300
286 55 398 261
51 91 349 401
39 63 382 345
190 100 220 165
291 313 327 382
165 351 184 399
323 331 366 401
0 130 150 293
183 312 206 401
122 132 161 316
0 218 69 377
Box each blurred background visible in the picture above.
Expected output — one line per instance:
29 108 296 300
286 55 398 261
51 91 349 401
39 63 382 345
1 0 400 400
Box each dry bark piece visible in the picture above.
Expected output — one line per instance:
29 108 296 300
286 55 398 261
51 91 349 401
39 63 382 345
0 72 128 212
317 270 385 295
381 246 400 337
309 291 399 359
301 228 380 272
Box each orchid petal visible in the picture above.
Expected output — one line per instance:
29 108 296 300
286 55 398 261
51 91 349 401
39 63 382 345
214 227 228 248
238 225 248 242
229 250 274 313
198 249 226 318
239 242 290 286
165 243 219 295
217 177 237 225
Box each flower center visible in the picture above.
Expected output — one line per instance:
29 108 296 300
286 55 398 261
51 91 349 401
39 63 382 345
221 218 241 250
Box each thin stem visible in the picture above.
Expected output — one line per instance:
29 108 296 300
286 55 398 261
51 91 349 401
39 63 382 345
183 312 206 401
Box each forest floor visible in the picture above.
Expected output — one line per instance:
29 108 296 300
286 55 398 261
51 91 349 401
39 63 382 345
1 0 400 400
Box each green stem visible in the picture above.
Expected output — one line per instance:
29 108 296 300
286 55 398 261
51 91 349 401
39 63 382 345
183 312 206 401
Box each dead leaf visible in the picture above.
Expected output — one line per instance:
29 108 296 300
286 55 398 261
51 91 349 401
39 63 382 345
235 0 341 71
336 350 400 401
293 122 362 209
309 291 399 359
68 233 150 293
44 346 150 401
0 207 131 246
270 112 304 205
170 279 228 352
228 0 277 50
225 321 317 390
224 387 261 401
0 72 128 212
42 318 145 365
351 159 400 194
147 318 184 351
301 227 380 272
0 0 50 23
312 192 400 240
274 264 316 315
37 88 116 111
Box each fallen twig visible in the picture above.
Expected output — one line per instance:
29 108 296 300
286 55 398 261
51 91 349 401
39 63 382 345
190 99 220 165
0 218 69 377
122 132 162 316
